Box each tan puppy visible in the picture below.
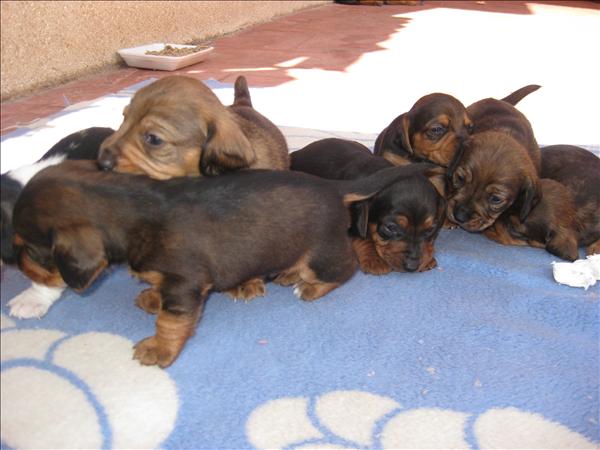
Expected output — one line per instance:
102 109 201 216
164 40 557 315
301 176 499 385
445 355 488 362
446 90 542 232
98 75 289 179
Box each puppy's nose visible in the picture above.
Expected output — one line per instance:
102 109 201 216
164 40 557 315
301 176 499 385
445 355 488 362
404 258 420 272
453 205 471 224
97 147 116 171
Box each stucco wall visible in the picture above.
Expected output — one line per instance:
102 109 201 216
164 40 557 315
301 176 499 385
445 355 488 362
0 1 327 101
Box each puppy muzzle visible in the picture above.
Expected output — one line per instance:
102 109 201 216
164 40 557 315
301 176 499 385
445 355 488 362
97 147 117 171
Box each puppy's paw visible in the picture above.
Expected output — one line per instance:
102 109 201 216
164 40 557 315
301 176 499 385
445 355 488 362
293 281 337 302
225 278 266 301
273 272 301 286
443 218 458 230
8 284 64 319
420 257 438 271
135 288 162 314
133 336 177 368
359 256 392 276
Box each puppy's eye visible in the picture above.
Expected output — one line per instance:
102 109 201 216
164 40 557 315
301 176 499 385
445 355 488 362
489 194 504 206
378 222 403 240
453 172 466 187
427 125 446 139
144 133 163 146
466 123 474 134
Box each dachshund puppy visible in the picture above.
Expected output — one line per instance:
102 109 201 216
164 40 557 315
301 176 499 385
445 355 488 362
446 94 542 232
483 145 600 260
291 138 446 274
2 127 114 264
374 84 540 168
97 75 289 179
2 127 115 319
12 160 419 367
483 178 580 261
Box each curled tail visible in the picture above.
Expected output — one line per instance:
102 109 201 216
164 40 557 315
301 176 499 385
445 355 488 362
334 162 438 206
501 84 541 106
233 76 253 107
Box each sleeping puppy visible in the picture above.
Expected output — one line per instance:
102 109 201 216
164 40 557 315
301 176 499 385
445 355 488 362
487 145 597 258
12 160 423 367
483 178 580 260
374 84 540 168
446 95 542 232
291 138 446 274
2 127 115 319
97 75 289 179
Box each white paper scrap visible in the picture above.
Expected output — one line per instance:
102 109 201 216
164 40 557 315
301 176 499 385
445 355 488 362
552 254 600 290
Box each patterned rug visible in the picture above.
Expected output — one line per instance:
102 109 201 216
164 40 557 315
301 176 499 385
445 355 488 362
1 80 598 449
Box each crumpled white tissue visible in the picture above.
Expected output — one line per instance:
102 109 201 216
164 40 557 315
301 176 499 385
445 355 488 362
552 254 600 289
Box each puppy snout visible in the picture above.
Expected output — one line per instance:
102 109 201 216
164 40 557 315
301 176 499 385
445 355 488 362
404 257 420 272
97 147 117 171
453 205 471 224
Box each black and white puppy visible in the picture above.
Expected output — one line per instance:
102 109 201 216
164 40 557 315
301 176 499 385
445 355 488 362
2 127 114 318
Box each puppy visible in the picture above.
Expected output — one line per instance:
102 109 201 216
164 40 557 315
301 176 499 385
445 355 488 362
446 93 542 232
2 127 114 264
499 144 600 258
484 178 580 261
291 138 446 274
12 160 419 367
97 75 289 179
2 127 115 319
374 84 540 168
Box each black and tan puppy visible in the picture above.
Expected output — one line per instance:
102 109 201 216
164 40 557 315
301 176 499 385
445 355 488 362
291 138 446 274
12 160 422 367
446 92 542 232
486 145 599 259
2 127 114 265
97 75 289 179
374 85 540 168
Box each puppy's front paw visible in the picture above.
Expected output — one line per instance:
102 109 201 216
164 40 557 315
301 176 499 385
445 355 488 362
135 288 162 314
359 255 392 276
225 278 266 301
8 284 64 319
133 336 177 368
420 257 438 271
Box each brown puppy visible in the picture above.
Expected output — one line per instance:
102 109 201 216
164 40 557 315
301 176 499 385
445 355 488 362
446 93 542 232
291 138 446 274
98 75 289 179
374 85 540 168
12 160 420 367
487 145 599 259
484 178 580 260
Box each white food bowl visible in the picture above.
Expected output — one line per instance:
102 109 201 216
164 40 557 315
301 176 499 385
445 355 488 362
118 43 214 71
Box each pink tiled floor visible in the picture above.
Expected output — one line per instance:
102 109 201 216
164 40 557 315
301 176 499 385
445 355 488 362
2 1 599 144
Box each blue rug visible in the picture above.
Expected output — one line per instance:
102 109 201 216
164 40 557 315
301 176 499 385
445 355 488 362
1 81 598 449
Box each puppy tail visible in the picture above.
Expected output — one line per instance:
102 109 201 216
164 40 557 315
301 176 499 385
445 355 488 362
501 84 541 106
233 76 253 108
336 162 437 206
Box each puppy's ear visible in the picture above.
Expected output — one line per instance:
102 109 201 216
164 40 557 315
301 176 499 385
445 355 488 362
545 229 579 262
423 166 448 198
52 226 107 292
518 177 542 222
200 113 255 176
400 115 413 154
351 201 371 239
